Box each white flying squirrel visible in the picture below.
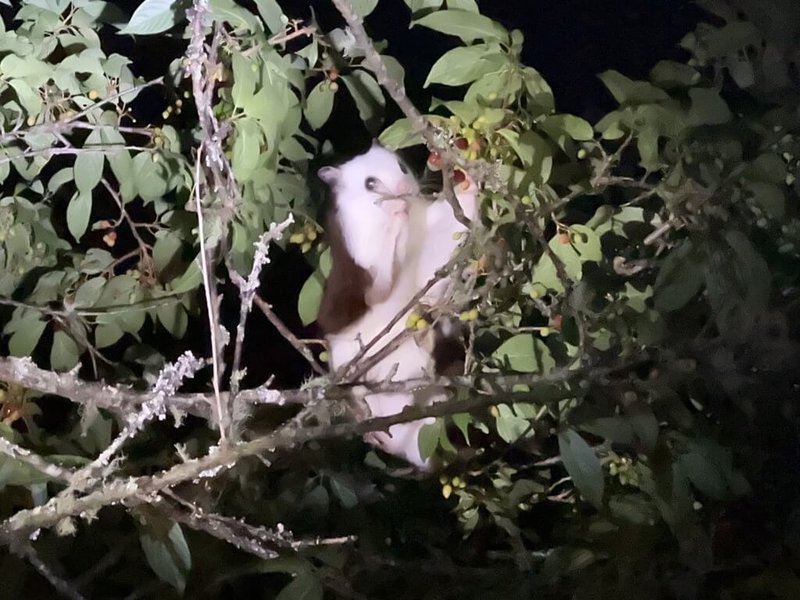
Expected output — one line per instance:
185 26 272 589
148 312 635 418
317 142 477 468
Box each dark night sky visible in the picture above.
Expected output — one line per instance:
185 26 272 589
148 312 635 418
306 0 709 118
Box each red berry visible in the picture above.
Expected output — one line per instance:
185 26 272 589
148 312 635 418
453 169 466 184
454 137 468 150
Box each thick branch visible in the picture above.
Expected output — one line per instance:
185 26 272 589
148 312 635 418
0 363 609 538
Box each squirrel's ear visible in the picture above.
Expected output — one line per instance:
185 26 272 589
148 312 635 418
318 166 340 185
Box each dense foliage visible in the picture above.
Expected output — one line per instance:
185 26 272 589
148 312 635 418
0 0 799 598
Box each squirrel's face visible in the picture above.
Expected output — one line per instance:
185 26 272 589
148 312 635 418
319 145 419 224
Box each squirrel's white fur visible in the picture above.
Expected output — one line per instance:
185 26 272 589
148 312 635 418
319 144 477 467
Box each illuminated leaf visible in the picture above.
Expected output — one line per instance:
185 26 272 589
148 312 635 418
558 430 604 508
412 10 509 44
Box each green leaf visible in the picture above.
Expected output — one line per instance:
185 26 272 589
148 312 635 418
558 430 604 508
723 229 770 311
654 241 706 312
139 519 192 595
349 0 379 17
66 191 92 241
74 146 105 196
379 118 422 149
424 45 501 87
210 0 262 31
418 420 441 460
170 259 203 294
153 232 184 276
747 153 786 184
341 70 385 133
80 249 115 275
451 412 472 445
74 277 106 308
446 0 479 11
1 55 52 84
412 10 509 44
496 129 552 182
687 87 732 126
100 127 134 200
744 181 785 218
157 302 188 338
405 0 444 12
495 404 530 443
530 226 601 293
492 334 554 374
95 322 124 349
8 79 43 115
8 317 46 357
254 0 285 32
539 115 594 149
564 225 602 261
328 474 358 509
319 247 332 277
304 81 335 131
679 449 730 500
628 406 659 451
276 572 324 600
51 331 80 372
580 416 635 445
378 55 406 85
650 60 700 88
133 153 169 202
598 70 670 104
119 0 181 35
232 118 263 182
522 67 555 113
298 271 324 326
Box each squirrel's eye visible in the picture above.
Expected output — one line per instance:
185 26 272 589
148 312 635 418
399 163 409 175
364 176 378 191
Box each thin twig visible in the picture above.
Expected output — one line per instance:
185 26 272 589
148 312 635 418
0 436 74 483
0 362 623 538
10 542 86 600
253 296 326 376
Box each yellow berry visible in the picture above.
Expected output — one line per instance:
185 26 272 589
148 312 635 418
529 288 541 299
301 241 312 253
289 232 305 244
540 327 550 337
88 89 99 100
442 484 453 499
489 405 499 417
577 148 587 159
305 229 317 241
451 476 462 488
415 318 429 331
161 110 169 119
319 351 329 362
520 195 532 205
405 312 420 329
469 308 479 320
